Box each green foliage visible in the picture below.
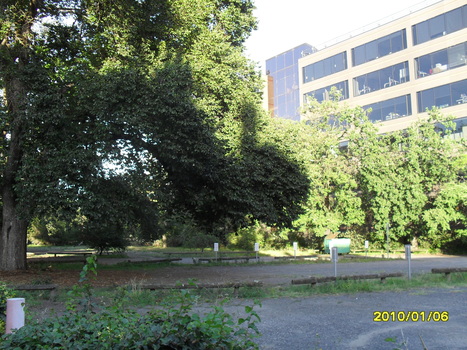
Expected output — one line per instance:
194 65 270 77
0 259 261 349
291 96 467 251
164 212 217 251
422 182 467 252
227 222 284 250
28 217 81 246
1 0 286 271
80 222 128 255
283 94 367 241
350 110 462 244
228 226 261 251
0 283 15 331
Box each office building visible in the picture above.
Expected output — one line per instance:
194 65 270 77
297 0 467 136
265 43 317 121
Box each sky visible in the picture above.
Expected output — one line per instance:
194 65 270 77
244 0 442 71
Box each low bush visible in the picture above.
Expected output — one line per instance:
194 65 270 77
80 223 128 255
0 283 15 332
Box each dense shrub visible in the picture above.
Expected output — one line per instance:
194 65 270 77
80 222 128 255
27 217 82 246
164 213 218 251
227 222 286 250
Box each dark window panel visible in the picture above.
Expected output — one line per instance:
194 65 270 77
445 8 463 33
418 79 467 112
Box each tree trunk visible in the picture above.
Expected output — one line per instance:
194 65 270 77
0 88 29 271
0 9 32 270
1 198 28 271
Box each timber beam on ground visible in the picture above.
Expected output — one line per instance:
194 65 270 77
431 267 467 280
27 256 88 264
9 284 59 299
138 281 263 297
194 256 258 264
291 272 404 286
123 258 182 264
162 252 205 257
46 251 95 257
274 255 318 260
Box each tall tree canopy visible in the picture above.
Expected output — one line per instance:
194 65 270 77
295 93 466 250
0 0 310 270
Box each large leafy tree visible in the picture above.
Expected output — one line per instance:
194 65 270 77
292 93 366 241
296 93 465 250
348 110 462 245
1 0 309 270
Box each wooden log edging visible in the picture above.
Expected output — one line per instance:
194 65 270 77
46 251 95 257
138 281 263 297
194 256 257 264
27 256 87 264
431 267 467 281
9 284 59 299
291 272 404 286
274 255 318 260
124 258 182 264
431 267 467 274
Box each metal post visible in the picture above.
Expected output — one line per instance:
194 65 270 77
405 244 412 280
331 246 338 278
386 222 390 259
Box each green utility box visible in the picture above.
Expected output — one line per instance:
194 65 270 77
324 238 351 254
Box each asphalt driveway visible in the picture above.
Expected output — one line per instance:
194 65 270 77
224 286 467 350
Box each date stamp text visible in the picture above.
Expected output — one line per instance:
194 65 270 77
373 311 449 322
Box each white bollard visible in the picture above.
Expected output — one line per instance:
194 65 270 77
5 298 25 334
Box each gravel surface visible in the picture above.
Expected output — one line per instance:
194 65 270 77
249 286 467 349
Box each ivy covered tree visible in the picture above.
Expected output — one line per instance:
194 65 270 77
0 0 309 270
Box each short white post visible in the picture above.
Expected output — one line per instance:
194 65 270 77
5 298 25 334
254 243 259 262
293 242 298 259
214 242 219 260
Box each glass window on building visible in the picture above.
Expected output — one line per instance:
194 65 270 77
417 79 467 112
412 5 467 45
415 43 467 78
353 62 409 96
302 52 347 83
266 43 317 121
363 95 411 123
304 81 349 103
452 80 467 105
446 6 465 33
352 30 407 66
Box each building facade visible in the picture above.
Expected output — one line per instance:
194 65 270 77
299 0 467 136
265 43 317 121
